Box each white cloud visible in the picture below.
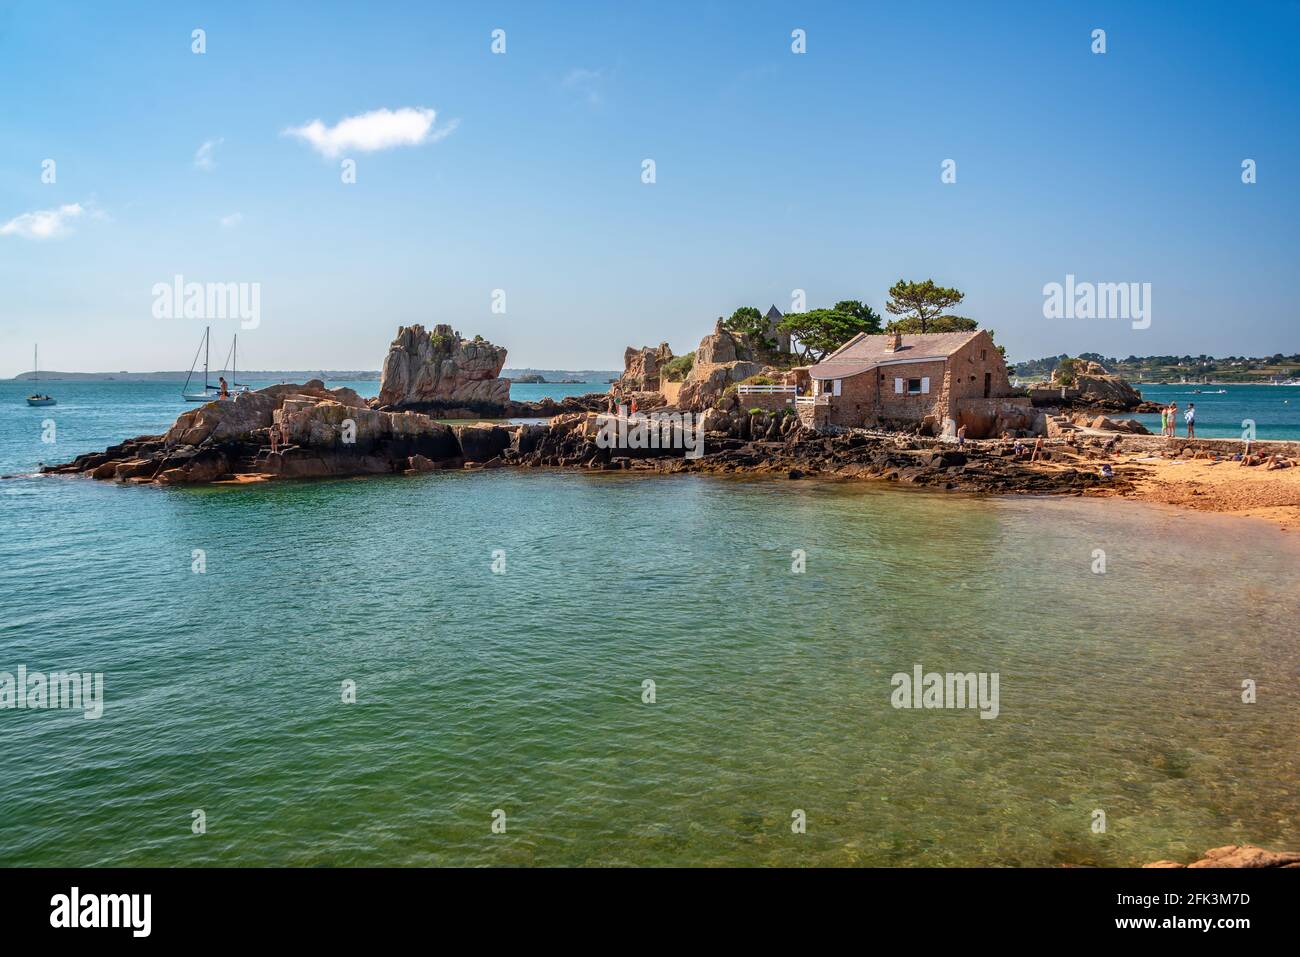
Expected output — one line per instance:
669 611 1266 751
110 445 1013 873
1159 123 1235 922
0 203 85 240
194 138 223 171
283 107 457 158
562 68 606 106
219 212 243 229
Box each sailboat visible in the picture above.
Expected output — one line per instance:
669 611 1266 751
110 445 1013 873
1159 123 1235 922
181 327 251 402
26 345 56 406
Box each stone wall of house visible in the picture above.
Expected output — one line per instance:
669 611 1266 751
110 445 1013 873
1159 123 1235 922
945 331 1013 405
875 360 950 426
824 370 878 427
954 397 1038 437
813 332 1016 433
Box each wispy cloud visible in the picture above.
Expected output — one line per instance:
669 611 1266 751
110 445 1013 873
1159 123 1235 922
562 68 607 106
219 212 243 229
1 203 85 240
282 107 457 158
194 138 223 171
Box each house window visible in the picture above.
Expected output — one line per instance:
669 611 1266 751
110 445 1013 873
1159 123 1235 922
981 349 987 361
895 377 930 395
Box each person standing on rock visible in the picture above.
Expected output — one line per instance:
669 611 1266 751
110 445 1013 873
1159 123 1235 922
1160 405 1168 437
1185 402 1196 438
1167 402 1178 437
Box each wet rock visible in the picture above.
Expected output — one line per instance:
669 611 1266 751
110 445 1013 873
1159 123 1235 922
1145 845 1300 869
454 424 511 462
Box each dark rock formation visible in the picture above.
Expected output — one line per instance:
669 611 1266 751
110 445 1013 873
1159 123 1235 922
40 378 1135 500
374 392 610 419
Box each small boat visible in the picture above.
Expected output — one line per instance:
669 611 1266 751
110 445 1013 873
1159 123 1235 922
26 345 56 406
182 327 252 402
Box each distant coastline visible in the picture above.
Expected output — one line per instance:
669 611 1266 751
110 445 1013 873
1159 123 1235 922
8 368 620 383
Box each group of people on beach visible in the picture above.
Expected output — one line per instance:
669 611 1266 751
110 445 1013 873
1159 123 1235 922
1159 401 1195 438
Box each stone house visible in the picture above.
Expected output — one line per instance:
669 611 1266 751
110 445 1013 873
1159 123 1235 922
798 330 1032 437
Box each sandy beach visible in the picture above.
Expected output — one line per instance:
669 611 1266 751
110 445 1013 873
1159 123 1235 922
1091 449 1300 531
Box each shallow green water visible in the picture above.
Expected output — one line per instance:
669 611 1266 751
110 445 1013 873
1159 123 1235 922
1 464 1296 867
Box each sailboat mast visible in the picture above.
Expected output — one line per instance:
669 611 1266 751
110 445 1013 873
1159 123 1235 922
233 334 237 386
34 345 38 387
204 326 210 389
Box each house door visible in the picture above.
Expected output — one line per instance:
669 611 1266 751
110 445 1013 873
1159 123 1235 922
983 372 991 398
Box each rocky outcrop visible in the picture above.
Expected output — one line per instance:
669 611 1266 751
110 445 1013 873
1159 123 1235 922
1086 415 1150 434
1069 362 1146 410
41 376 1137 499
695 319 754 365
677 360 767 411
377 324 509 408
1144 845 1300 869
672 319 779 410
616 342 674 392
164 380 364 446
1030 361 1147 412
453 424 511 463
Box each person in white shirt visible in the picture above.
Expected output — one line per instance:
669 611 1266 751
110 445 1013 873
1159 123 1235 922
1185 402 1196 438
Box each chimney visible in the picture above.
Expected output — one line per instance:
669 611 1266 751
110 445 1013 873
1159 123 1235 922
885 330 902 353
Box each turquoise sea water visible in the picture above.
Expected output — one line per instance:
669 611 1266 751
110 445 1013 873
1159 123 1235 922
1 380 1298 866
1119 383 1300 440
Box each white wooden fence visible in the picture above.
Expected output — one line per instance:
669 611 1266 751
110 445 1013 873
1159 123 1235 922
736 384 797 395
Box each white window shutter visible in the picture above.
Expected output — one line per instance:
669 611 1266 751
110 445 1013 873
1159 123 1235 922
833 379 842 396
921 376 930 394
894 377 904 394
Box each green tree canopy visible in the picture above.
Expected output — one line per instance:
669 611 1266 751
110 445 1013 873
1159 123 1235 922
832 300 883 333
723 306 769 346
779 308 879 362
885 279 965 333
883 314 978 334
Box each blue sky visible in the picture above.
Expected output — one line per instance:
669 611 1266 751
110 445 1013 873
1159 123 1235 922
1 0 1298 375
